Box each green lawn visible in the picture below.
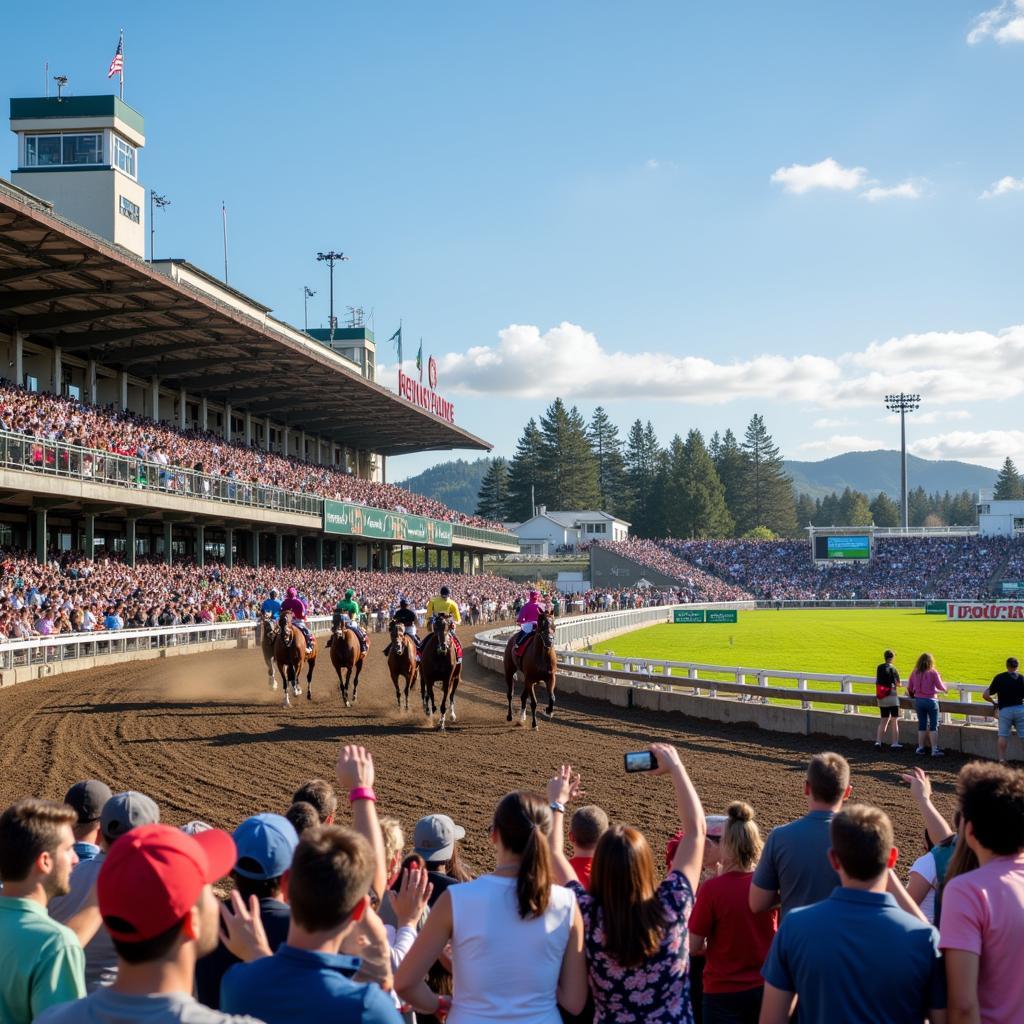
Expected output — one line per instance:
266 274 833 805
592 609 1017 706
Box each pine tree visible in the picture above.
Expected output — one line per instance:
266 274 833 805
475 457 511 521
736 414 796 535
713 428 747 535
795 493 817 527
678 429 733 538
994 457 1024 500
536 399 600 510
588 406 628 513
869 492 901 527
624 419 662 536
908 485 930 527
507 418 545 521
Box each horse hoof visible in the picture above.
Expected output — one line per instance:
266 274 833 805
532 722 539 731
306 691 312 701
506 713 513 722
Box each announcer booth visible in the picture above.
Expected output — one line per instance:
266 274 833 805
808 526 875 566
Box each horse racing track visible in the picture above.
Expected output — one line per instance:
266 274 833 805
0 622 962 867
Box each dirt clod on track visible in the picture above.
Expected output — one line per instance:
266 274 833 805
0 622 961 872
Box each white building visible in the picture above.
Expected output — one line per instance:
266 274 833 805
509 506 629 556
977 492 1024 537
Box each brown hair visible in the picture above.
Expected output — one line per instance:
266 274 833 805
292 780 337 824
915 652 935 675
492 792 553 919
720 802 763 871
590 824 667 967
806 752 850 805
285 801 321 836
570 805 609 850
0 798 76 882
957 762 1024 856
830 805 893 881
288 825 374 932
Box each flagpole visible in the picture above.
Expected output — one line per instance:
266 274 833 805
119 29 124 101
222 202 229 284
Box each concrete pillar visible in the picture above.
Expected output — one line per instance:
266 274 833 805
86 360 97 404
300 431 307 462
244 412 252 446
200 397 209 431
223 403 232 441
380 455 386 484
264 417 272 452
178 387 187 429
294 536 302 567
225 527 234 568
118 371 129 411
52 346 62 395
126 517 138 568
150 375 160 421
274 534 283 570
196 524 205 567
163 521 173 565
460 550 467 573
12 331 23 387
34 508 46 563
84 512 95 561
335 538 343 567
252 530 261 568
282 428 289 458
316 536 324 570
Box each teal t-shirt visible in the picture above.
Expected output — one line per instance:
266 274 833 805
0 896 85 1023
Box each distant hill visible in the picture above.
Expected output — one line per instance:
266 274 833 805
398 457 493 515
784 450 997 500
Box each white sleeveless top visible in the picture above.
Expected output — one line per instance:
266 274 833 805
448 874 575 1024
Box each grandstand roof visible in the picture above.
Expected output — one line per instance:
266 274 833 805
0 181 490 457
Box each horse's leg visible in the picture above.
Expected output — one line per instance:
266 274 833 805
351 656 362 704
546 672 557 718
448 667 459 722
520 676 529 723
504 658 515 722
529 680 538 730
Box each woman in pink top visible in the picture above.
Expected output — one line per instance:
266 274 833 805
907 652 948 757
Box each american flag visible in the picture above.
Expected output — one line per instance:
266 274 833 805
107 35 123 79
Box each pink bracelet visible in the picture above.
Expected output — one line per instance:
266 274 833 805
348 786 377 803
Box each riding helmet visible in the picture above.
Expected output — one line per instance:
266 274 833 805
440 586 450 597
286 587 297 598
345 588 355 598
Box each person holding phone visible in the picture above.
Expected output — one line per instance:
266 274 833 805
546 745 706 1024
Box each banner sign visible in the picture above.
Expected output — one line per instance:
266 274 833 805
1001 581 1024 595
323 500 453 547
398 369 456 424
946 602 1024 621
706 609 738 623
924 601 948 615
673 609 706 623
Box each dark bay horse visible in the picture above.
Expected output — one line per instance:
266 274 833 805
274 610 315 706
503 610 557 729
329 622 365 707
386 620 417 711
419 614 460 730
256 613 278 689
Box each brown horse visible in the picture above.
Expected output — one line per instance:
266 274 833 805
386 620 417 711
419 614 460 730
257 613 278 689
329 622 365 707
274 610 316 706
504 610 557 729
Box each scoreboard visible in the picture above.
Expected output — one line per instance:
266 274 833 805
810 531 873 563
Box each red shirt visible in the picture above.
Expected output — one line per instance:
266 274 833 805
689 870 777 993
569 855 593 891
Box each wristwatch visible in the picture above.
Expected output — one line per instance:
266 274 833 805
549 800 566 813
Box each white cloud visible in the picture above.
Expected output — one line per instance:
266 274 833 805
980 175 1024 199
968 1 1024 44
910 430 1024 467
813 417 851 429
883 410 971 426
861 181 921 202
770 157 869 194
800 435 887 456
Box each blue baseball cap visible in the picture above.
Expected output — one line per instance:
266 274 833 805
232 813 299 880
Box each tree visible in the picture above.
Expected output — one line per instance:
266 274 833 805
713 429 747 534
837 487 873 526
742 526 776 540
624 419 662 536
507 418 545 521
536 399 600 510
994 457 1024 500
588 407 628 513
475 457 511 521
678 430 733 538
908 485 930 527
736 414 796 535
795 493 817 527
869 492 901 527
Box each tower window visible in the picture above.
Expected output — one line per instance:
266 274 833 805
24 133 103 167
114 136 136 178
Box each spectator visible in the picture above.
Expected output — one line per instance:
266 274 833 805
61 780 112 864
36 822 259 1024
396 790 587 1023
982 656 1024 763
760 805 945 1024
284 801 320 836
412 814 472 907
874 649 903 750
566 805 609 891
749 752 850 920
547 748 706 1024
196 814 299 1010
907 652 948 757
0 798 85 1023
940 762 1024 1024
291 780 336 824
688 802 776 1024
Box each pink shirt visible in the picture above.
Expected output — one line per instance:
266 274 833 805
517 600 542 625
280 596 307 621
908 668 947 699
939 854 1024 1024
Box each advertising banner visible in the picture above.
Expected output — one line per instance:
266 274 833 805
706 610 739 623
323 500 453 547
924 601 948 615
673 609 706 623
946 602 1024 621
1001 581 1024 595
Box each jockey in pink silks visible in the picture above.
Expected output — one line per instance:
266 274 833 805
280 587 314 649
512 590 546 651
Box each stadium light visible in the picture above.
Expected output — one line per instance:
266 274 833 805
316 250 349 342
149 192 170 262
884 393 921 530
303 286 316 332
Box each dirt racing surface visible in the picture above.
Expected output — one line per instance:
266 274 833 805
0 622 963 874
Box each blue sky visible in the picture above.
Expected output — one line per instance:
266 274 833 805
5 1 1024 479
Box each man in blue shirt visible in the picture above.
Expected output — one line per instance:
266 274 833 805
260 589 282 620
221 825 400 1024
761 805 946 1024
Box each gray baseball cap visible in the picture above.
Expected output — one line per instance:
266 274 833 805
101 791 160 841
413 814 466 862
64 780 113 824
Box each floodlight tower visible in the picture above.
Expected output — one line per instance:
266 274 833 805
884 393 921 529
316 250 348 341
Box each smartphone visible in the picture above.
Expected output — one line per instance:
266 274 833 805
624 750 658 773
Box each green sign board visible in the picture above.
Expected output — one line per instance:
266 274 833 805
673 609 706 623
1001 582 1024 595
706 609 738 623
323 500 453 547
925 601 948 615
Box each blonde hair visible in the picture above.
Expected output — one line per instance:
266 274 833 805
379 817 405 874
720 801 763 871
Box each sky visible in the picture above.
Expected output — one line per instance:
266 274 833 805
4 1 1024 480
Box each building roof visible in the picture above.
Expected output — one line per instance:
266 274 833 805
515 509 631 529
0 179 491 457
10 96 145 139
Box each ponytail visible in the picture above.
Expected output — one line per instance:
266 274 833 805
493 791 553 919
517 823 553 919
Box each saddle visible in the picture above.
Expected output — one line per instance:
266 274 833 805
513 632 534 659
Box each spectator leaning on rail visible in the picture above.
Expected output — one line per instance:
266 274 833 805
907 652 948 757
939 762 1024 1024
874 649 903 751
0 799 85 1023
749 752 850 921
981 657 1024 764
760 805 945 1024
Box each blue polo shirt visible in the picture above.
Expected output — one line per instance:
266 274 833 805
762 888 945 1023
220 945 401 1024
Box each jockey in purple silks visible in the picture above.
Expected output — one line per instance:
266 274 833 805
280 587 314 649
511 589 545 652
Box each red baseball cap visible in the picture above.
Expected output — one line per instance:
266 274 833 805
98 823 236 942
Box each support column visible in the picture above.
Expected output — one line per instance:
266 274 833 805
178 386 187 429
300 431 307 462
84 512 95 562
264 416 272 452
316 536 324 570
460 550 467 573
195 524 205 567
86 360 97 404
223 403 232 441
366 544 373 572
163 521 173 565
126 517 138 568
150 375 160 421
282 428 289 458
34 508 46 563
225 527 234 568
52 346 62 395
252 530 261 568
119 370 129 411
274 534 283 570
244 412 252 446
12 330 24 387
200 397 209 431
335 538 343 567
295 536 302 567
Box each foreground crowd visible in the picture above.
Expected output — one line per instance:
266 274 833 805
2 746 1022 1024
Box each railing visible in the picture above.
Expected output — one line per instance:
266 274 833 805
451 523 519 550
872 526 979 537
754 599 932 609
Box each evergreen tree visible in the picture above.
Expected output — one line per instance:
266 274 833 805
475 457 511 521
678 429 733 538
588 406 628 513
536 399 600 510
869 492 901 527
994 457 1024 500
816 492 840 526
507 418 545 521
736 414 796 535
713 428 747 534
795 493 817 527
624 419 662 536
908 485 930 527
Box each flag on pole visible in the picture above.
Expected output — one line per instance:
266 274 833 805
107 33 124 80
416 339 423 381
388 325 402 367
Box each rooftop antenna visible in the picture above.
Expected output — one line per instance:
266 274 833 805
44 62 48 97
53 75 68 100
346 306 364 328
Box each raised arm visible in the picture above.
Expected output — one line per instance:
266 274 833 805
337 744 388 901
900 767 954 846
650 743 706 894
546 764 583 887
394 888 455 1017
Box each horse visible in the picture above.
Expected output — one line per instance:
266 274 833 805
329 619 365 708
274 609 316 706
419 614 460 730
386 620 417 711
503 610 557 730
256 613 278 689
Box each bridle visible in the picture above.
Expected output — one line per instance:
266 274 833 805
433 614 451 654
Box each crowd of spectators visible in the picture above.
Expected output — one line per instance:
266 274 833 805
0 381 507 532
3 746 1022 1023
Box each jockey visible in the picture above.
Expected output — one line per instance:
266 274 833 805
280 587 314 649
425 585 462 662
260 588 282 620
511 589 545 652
382 597 419 656
332 588 368 654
